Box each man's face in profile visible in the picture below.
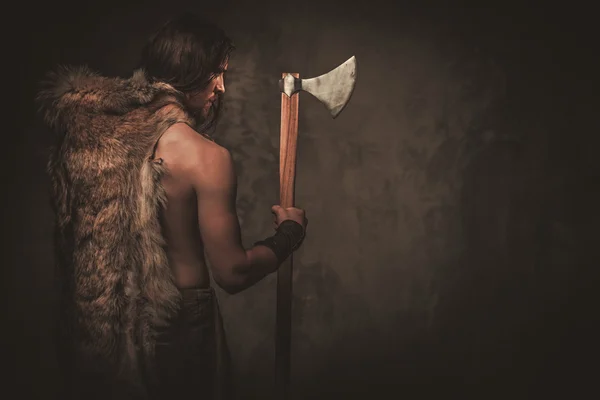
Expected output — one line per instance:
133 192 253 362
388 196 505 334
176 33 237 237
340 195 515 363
186 61 228 120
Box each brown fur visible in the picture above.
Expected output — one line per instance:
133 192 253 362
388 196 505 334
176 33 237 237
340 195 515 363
37 65 196 398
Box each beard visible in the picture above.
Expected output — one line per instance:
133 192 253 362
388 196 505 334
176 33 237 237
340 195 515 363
189 96 221 134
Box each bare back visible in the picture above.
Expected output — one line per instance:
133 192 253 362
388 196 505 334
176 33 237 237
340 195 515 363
152 118 280 295
154 123 216 289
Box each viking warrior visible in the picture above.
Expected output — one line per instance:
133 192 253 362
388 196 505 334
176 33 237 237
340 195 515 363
37 12 307 400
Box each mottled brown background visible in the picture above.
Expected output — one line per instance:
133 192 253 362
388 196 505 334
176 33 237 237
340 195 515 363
5 0 599 398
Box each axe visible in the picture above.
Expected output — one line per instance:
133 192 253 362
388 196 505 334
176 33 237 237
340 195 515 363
275 55 357 399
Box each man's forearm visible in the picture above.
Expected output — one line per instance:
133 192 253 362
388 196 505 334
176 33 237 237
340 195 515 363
224 245 280 294
216 220 305 294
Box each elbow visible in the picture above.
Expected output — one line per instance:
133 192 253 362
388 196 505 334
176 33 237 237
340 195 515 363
212 254 253 295
215 280 243 295
212 268 245 295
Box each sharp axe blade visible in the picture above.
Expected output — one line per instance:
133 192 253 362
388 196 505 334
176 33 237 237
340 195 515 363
279 56 357 118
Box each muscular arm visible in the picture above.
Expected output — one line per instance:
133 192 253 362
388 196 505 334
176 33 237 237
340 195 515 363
186 132 279 294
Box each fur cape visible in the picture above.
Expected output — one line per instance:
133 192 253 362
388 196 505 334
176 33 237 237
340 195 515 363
37 65 197 398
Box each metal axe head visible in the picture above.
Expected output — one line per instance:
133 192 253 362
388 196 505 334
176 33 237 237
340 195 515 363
279 56 357 118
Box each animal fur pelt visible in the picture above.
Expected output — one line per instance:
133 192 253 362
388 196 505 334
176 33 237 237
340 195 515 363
37 65 196 398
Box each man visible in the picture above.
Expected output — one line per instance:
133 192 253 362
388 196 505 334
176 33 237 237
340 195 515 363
37 12 307 400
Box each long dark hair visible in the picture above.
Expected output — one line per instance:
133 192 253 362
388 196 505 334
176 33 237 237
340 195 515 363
138 12 235 132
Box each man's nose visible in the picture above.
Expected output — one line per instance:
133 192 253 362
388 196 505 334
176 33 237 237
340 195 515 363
215 76 225 94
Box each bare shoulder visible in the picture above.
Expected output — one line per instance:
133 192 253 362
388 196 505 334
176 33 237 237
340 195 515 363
156 123 235 189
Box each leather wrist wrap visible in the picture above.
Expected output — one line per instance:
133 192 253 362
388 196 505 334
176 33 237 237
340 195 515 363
254 220 305 264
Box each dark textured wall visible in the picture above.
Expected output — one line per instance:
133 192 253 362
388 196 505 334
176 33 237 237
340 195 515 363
7 0 599 399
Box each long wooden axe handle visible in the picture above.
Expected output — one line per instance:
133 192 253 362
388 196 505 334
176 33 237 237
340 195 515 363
274 56 356 399
275 72 299 400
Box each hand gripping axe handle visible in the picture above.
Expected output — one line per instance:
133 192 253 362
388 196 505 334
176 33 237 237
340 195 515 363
275 55 357 399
